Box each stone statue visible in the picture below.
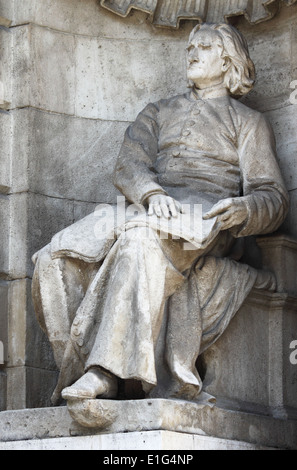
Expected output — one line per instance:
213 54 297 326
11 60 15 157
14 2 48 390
32 23 288 408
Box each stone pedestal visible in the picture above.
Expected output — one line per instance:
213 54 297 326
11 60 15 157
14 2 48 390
0 399 296 450
0 430 273 451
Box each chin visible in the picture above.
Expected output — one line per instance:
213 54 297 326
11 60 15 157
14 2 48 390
187 71 203 81
187 75 204 86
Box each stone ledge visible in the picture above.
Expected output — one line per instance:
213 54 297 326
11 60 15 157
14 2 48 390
0 399 296 449
0 430 275 450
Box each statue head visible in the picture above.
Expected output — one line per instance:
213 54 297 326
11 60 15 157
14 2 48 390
187 23 255 97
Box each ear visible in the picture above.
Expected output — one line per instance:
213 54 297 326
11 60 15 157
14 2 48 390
222 57 231 72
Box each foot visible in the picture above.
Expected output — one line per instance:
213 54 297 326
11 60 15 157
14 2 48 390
62 367 118 400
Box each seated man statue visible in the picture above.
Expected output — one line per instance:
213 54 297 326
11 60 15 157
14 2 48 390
32 23 288 405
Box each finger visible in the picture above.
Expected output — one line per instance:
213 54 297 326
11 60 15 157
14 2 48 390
160 203 170 219
175 200 184 214
148 204 154 216
168 201 178 218
203 199 233 219
154 204 162 218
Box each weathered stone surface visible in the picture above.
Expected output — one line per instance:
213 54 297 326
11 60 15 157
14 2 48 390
0 192 74 279
66 396 214 431
241 28 291 112
6 366 58 410
0 401 296 449
6 24 188 121
266 105 297 192
0 282 8 360
0 278 57 410
0 107 125 202
0 111 12 194
202 290 297 417
5 279 55 370
0 372 7 412
283 190 297 238
0 193 27 279
0 430 274 450
21 108 126 203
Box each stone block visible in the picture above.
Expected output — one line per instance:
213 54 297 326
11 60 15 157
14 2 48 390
0 27 12 112
18 108 126 203
291 16 297 78
6 278 56 370
1 277 57 410
282 189 297 238
0 192 74 279
0 111 12 194
0 431 274 450
0 193 27 279
74 34 187 121
238 11 293 112
6 25 75 115
265 105 297 192
201 290 297 417
25 367 59 409
6 366 26 410
0 107 31 195
0 371 7 411
26 194 74 276
6 366 58 410
8 24 188 121
0 401 296 449
0 282 8 364
4 25 31 110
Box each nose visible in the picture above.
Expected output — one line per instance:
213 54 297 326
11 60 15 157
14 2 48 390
188 47 199 63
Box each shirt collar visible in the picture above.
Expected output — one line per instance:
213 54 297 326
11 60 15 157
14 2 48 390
190 85 229 101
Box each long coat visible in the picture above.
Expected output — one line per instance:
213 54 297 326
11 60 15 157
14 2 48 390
35 89 289 403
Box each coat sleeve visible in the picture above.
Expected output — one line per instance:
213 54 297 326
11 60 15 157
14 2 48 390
113 102 167 205
231 112 289 238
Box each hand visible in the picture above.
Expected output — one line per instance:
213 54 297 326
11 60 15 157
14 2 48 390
147 194 183 219
203 198 248 231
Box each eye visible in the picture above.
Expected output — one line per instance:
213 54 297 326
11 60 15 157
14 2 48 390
200 44 212 50
186 44 195 53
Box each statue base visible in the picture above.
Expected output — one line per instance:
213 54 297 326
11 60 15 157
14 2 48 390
0 430 273 450
0 399 296 450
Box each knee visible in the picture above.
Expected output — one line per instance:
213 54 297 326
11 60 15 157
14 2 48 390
32 244 52 267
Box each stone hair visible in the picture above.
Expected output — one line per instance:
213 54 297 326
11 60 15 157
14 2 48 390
188 23 256 97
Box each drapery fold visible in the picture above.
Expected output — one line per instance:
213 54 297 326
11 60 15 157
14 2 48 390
100 0 297 28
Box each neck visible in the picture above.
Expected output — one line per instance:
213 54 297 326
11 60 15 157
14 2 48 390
192 83 229 100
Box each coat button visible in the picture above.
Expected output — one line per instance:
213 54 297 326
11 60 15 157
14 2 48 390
172 150 180 157
182 129 191 136
187 120 196 127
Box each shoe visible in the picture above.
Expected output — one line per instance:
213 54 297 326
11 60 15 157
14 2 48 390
62 367 118 400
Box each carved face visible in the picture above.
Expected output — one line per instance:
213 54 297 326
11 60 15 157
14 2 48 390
186 27 226 89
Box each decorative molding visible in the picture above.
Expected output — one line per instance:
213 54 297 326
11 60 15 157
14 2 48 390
100 0 297 29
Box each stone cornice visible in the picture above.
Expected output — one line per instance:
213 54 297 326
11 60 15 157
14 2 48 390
100 0 297 29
